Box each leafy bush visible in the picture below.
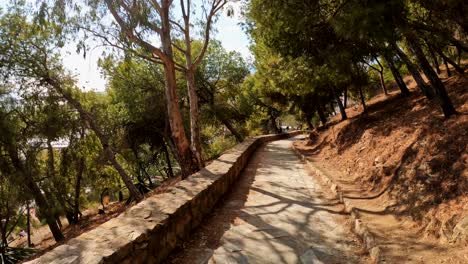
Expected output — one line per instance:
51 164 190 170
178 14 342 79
204 136 237 160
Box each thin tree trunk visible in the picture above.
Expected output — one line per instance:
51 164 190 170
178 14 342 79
436 49 465 74
45 78 143 202
358 85 368 114
7 146 64 242
269 115 280 133
343 87 348 108
316 104 327 125
456 46 462 66
73 157 84 223
186 69 204 168
160 6 199 179
305 114 314 131
331 86 347 120
443 57 452 77
162 142 174 178
374 58 389 96
217 114 244 142
379 71 388 96
427 45 441 74
146 173 154 188
405 34 457 117
382 53 411 96
46 141 67 228
183 10 204 169
131 147 147 187
27 200 31 247
0 218 8 251
391 42 434 99
329 101 336 115
47 140 56 180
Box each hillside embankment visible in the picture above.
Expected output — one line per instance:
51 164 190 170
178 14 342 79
295 69 467 263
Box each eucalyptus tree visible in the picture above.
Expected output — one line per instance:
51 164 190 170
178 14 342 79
63 0 237 175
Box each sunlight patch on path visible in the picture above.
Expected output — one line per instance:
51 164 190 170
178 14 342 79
208 138 359 264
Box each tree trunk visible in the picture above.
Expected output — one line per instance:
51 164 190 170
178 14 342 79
160 7 200 179
7 146 64 242
443 57 452 77
343 87 348 108
186 69 204 168
0 219 8 251
182 0 204 169
329 101 336 115
391 42 434 99
162 141 174 178
331 86 347 120
27 200 32 247
374 58 389 96
435 49 465 74
269 115 280 133
305 115 314 131
316 104 327 125
427 45 441 74
405 34 457 118
456 46 462 66
382 53 411 96
73 157 84 223
55 214 62 230
358 85 368 114
132 148 148 187
379 71 388 96
47 140 56 180
45 78 143 202
217 114 244 142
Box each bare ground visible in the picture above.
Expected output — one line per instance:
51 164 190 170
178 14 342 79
294 69 468 262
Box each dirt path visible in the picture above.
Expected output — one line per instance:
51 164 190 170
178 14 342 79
304 155 468 264
167 137 363 264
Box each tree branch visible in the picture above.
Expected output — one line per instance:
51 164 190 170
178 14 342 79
149 0 163 15
104 0 169 63
193 0 227 68
169 19 186 33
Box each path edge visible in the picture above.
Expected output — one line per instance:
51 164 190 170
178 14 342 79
291 141 382 264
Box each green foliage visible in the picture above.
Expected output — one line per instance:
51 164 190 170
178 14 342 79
243 0 462 124
0 246 37 264
202 126 237 160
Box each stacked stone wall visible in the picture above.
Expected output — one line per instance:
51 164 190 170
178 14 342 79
27 131 302 264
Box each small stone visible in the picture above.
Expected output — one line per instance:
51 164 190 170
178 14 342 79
374 156 382 165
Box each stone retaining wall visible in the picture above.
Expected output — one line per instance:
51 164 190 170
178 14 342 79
27 131 302 264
